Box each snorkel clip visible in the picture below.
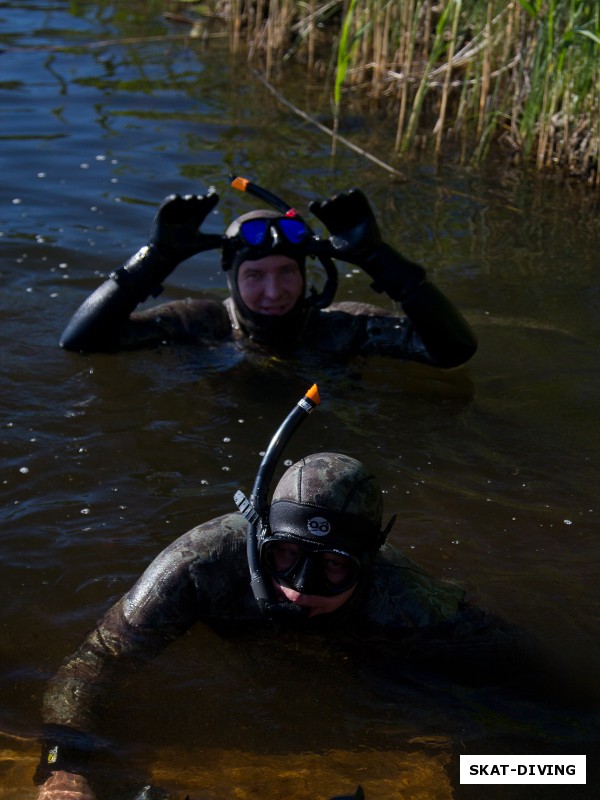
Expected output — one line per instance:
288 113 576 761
233 490 259 525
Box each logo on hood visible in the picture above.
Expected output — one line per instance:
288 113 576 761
307 516 331 536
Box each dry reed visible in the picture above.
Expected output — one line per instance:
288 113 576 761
216 0 599 184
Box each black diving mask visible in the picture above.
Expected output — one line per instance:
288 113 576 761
261 538 361 597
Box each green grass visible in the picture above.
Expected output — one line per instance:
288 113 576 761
222 0 600 184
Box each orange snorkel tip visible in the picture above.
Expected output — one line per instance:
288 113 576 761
231 175 250 193
305 383 320 407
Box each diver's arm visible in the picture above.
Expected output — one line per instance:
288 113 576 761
363 248 477 368
33 515 247 793
33 609 142 799
309 190 477 368
33 526 216 791
60 192 221 352
33 595 191 790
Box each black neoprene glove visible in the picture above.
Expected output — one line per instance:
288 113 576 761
309 189 425 301
148 191 222 262
111 191 221 301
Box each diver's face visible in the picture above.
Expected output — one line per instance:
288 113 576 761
268 541 358 618
272 580 357 618
237 255 303 316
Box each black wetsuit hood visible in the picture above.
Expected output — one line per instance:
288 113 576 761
222 210 309 347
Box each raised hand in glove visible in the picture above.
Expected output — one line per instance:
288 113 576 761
110 191 221 302
60 190 222 351
149 191 222 264
309 189 382 266
36 770 96 800
310 189 425 301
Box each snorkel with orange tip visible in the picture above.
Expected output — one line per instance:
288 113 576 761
234 383 321 619
230 175 338 309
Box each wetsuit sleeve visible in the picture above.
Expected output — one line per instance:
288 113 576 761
59 245 168 352
60 192 223 352
34 515 248 785
308 190 477 367
59 254 231 352
360 546 548 691
401 280 477 367
34 555 199 784
350 280 477 368
363 245 478 368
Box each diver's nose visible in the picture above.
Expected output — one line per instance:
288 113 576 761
264 272 283 299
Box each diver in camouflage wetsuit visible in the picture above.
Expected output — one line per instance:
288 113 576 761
59 181 477 369
34 451 527 800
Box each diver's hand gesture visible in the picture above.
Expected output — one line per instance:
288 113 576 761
36 770 97 800
149 191 222 265
309 189 382 266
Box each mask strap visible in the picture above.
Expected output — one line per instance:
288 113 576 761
379 513 396 546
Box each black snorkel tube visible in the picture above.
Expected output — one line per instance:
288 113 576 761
234 384 321 620
230 175 338 309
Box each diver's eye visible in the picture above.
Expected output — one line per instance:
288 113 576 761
322 554 354 586
266 542 301 572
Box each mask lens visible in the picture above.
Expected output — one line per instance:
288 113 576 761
278 218 308 244
239 218 270 245
238 217 308 248
263 541 303 578
262 540 360 596
320 552 360 592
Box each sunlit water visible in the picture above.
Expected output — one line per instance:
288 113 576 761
1 2 599 798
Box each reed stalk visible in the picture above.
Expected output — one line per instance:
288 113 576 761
214 0 600 184
394 0 419 151
307 0 316 70
400 0 457 154
434 0 461 155
332 0 360 155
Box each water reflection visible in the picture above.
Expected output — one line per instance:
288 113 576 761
1 2 599 799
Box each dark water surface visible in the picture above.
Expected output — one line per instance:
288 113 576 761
1 2 599 798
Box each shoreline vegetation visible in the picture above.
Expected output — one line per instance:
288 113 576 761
171 0 599 187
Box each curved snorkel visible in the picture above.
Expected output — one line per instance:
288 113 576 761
229 175 338 309
234 384 321 620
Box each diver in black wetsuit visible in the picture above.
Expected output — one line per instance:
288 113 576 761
59 177 477 368
34 390 536 800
